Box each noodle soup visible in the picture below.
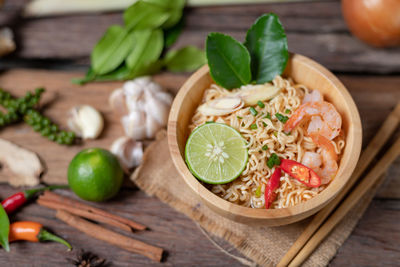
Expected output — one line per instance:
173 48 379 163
187 76 345 209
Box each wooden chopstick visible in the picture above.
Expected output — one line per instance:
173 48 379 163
289 135 400 266
278 103 400 267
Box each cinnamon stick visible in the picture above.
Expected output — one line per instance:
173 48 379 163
37 198 132 232
56 210 163 262
40 191 146 231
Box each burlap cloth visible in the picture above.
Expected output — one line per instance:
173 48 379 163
131 132 381 266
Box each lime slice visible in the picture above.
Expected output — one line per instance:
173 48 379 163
185 123 248 184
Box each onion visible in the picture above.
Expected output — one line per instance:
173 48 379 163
342 0 400 47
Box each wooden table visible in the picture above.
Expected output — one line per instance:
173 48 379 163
0 1 399 266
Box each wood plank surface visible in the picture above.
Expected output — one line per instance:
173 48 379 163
1 0 400 73
0 1 399 266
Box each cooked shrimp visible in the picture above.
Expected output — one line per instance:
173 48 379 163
303 134 338 184
303 90 323 103
301 151 322 172
284 101 341 140
301 149 338 184
318 149 338 184
309 133 337 161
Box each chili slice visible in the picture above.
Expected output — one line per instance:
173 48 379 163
280 159 321 187
265 167 282 209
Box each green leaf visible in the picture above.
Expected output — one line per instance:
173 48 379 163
72 66 131 85
244 13 288 84
123 0 185 31
142 0 185 28
71 68 97 85
0 205 10 252
126 29 164 71
206 33 252 90
91 25 135 75
164 46 206 72
76 66 132 84
127 60 164 79
164 16 185 48
123 1 170 30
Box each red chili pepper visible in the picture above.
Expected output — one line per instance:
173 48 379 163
280 159 321 187
265 167 282 209
1 186 67 214
9 221 71 250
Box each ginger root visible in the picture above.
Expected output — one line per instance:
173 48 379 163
0 138 44 186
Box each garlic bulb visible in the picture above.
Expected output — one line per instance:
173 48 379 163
109 77 172 140
110 136 143 170
67 105 104 139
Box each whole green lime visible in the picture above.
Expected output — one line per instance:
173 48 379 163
68 148 124 202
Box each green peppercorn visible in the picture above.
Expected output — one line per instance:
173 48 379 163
50 124 59 133
33 124 42 131
41 118 50 127
0 88 75 146
56 136 64 144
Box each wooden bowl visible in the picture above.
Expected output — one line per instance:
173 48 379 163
168 54 362 226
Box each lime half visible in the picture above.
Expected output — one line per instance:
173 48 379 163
185 123 248 184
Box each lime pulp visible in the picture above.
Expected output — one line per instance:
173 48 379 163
185 123 248 184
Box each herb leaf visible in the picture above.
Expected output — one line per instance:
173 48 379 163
267 153 281 169
249 107 258 116
126 29 164 72
165 46 206 72
255 186 262 197
0 205 10 252
91 26 135 75
275 113 289 123
165 16 185 48
244 13 288 84
72 66 132 85
124 1 170 30
206 33 252 89
144 0 186 28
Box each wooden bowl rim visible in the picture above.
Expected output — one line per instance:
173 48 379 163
168 53 362 221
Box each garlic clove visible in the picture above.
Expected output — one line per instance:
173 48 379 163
144 89 170 125
121 111 147 140
154 91 173 106
67 105 104 139
123 77 151 97
109 88 128 115
110 136 143 170
112 77 172 141
146 80 163 94
198 96 244 116
145 115 162 139
235 83 281 106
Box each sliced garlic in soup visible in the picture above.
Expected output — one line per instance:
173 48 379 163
235 83 281 106
198 96 244 116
